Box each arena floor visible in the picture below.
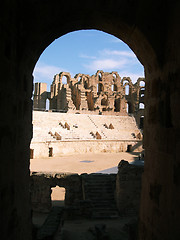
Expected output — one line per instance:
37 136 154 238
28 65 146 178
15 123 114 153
30 152 140 174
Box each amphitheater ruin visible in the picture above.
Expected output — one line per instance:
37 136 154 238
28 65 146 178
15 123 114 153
31 70 145 158
29 70 145 239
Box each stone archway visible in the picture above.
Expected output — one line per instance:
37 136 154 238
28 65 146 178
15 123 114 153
1 1 180 240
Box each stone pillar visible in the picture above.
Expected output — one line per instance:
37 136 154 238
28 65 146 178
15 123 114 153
116 160 144 216
33 82 47 110
80 91 88 110
139 19 180 238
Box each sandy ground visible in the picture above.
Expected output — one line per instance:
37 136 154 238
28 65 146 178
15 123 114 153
30 152 140 174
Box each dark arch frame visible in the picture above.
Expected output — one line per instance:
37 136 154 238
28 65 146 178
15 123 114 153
19 5 158 238
2 1 179 240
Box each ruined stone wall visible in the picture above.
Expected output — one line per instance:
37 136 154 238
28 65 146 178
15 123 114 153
116 160 144 216
30 172 83 212
31 140 142 158
34 71 145 121
33 83 48 110
31 165 143 219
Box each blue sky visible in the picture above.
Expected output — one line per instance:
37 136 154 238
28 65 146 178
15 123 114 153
33 30 144 91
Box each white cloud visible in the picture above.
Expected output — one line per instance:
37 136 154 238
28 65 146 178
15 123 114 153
79 53 96 59
84 58 128 72
120 71 145 83
100 49 136 58
81 47 144 81
33 63 62 82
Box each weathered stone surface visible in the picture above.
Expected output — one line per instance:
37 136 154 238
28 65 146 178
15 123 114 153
116 160 144 216
0 1 180 239
30 111 143 158
34 71 145 121
30 172 83 212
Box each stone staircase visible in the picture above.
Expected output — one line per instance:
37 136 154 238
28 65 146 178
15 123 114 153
88 115 107 139
82 174 119 219
36 206 64 240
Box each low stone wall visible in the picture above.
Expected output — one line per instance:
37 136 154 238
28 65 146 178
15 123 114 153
30 161 144 218
30 172 83 212
30 140 142 158
116 160 144 216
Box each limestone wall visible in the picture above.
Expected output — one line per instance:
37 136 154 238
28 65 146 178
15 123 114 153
31 163 144 219
30 172 83 212
34 71 145 121
116 160 144 216
31 140 142 158
30 111 143 158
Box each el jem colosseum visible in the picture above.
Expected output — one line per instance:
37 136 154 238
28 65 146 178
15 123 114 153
31 70 145 158
29 70 145 239
1 1 180 240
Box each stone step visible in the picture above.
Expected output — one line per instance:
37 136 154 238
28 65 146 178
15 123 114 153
91 209 119 219
82 174 118 219
36 207 64 240
83 183 114 187
92 202 117 208
84 191 115 196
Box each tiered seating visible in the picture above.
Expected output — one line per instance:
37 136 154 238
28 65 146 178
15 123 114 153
32 111 141 142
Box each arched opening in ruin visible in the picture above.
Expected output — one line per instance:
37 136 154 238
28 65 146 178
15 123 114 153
140 116 144 129
114 97 121 112
98 72 102 81
96 83 99 93
46 99 50 111
98 82 104 93
51 186 66 207
139 103 145 109
62 76 68 84
84 79 89 89
31 29 145 175
111 83 118 91
139 88 145 98
126 102 132 114
139 80 145 87
30 29 146 233
125 84 130 95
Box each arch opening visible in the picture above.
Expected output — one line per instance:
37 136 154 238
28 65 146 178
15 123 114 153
125 85 129 95
27 18 152 240
139 103 145 109
31 29 145 175
46 99 50 111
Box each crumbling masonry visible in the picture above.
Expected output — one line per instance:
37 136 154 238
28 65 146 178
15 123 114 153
33 70 145 119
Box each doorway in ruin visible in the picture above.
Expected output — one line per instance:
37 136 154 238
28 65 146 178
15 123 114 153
140 116 144 129
127 144 132 152
51 186 66 207
126 102 132 114
49 147 53 157
30 149 34 159
114 97 121 112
